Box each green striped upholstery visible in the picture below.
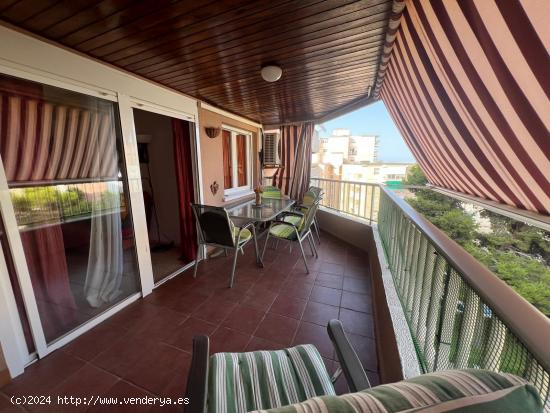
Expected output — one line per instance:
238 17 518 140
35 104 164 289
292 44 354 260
302 191 316 206
262 186 283 199
208 344 335 413
269 214 304 241
229 219 252 245
282 215 303 227
252 369 543 413
269 223 297 240
233 227 252 244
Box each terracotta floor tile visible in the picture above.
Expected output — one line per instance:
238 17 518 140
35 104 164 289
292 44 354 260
269 296 307 319
210 328 251 354
254 314 299 346
62 323 124 361
279 280 313 300
309 285 342 306
0 393 26 412
339 309 375 338
129 307 189 342
123 342 191 396
2 351 84 397
240 289 278 311
86 380 154 413
245 337 283 352
319 262 344 275
192 297 237 324
342 277 371 295
347 333 378 372
340 291 372 314
222 305 265 334
344 264 370 278
292 322 334 359
27 363 119 413
1 231 379 405
91 334 154 377
315 273 343 289
167 317 217 352
302 301 339 327
163 290 211 315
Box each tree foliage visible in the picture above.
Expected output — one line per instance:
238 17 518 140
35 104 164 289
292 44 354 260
402 164 428 186
406 190 550 316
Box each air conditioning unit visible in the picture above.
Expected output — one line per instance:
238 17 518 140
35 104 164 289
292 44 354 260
262 130 281 167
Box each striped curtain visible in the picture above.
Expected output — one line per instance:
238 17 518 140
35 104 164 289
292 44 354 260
0 93 119 183
273 122 315 201
380 0 550 214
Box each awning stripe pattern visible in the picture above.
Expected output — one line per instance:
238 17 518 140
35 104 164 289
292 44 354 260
381 0 550 214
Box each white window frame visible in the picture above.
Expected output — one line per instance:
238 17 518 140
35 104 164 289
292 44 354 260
222 125 253 201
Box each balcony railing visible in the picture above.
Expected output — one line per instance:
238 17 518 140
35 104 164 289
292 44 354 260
309 177 380 224
378 187 550 409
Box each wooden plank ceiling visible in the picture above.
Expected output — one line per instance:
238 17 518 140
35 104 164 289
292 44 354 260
0 0 393 125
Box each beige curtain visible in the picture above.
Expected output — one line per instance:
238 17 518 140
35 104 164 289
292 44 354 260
272 122 315 201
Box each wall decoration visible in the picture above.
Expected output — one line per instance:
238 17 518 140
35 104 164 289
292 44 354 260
210 181 219 195
204 127 220 139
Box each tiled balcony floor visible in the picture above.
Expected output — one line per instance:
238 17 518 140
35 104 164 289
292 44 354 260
0 232 379 412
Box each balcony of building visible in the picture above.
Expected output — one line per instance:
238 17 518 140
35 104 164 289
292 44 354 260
0 0 548 412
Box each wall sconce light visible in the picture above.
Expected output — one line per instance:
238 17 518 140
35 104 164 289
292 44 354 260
204 127 220 139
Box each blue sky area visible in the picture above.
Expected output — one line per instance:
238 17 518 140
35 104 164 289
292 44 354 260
318 101 416 163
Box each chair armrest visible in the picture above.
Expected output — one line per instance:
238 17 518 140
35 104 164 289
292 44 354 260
184 335 209 413
327 319 371 392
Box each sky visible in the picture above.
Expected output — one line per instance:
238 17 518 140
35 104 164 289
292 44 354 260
317 101 416 163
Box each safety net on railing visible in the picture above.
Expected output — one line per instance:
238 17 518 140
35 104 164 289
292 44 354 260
378 190 550 410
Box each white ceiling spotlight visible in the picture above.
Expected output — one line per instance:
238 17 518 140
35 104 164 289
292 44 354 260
260 64 282 82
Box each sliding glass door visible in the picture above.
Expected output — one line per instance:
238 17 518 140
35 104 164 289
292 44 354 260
0 73 140 349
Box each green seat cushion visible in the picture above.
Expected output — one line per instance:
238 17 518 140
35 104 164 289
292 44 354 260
282 215 303 227
207 344 335 413
302 191 316 206
233 226 252 244
269 223 298 240
262 186 283 199
253 369 543 413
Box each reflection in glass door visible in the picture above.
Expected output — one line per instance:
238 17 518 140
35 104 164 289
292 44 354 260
0 73 140 346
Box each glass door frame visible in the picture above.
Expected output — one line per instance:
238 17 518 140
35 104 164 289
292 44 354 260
0 81 146 363
0 76 203 368
122 96 204 287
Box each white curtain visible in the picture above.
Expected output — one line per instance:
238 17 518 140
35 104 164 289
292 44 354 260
84 181 124 308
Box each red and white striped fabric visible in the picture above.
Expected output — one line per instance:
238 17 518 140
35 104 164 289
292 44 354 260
380 0 550 214
0 94 119 183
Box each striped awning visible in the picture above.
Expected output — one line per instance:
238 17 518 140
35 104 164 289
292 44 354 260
380 0 550 214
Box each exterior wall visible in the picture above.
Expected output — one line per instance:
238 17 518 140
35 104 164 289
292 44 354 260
198 106 261 206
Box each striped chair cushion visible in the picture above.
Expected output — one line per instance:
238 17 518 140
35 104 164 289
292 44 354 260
269 223 298 240
262 186 283 199
251 369 543 413
302 191 316 206
208 344 335 413
282 215 303 228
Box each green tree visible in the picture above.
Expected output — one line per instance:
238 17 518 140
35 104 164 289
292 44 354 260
405 189 550 316
403 164 428 186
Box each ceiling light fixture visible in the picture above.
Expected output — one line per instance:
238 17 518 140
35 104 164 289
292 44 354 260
261 65 282 82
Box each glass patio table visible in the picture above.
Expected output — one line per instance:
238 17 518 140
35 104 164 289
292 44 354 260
227 197 295 223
